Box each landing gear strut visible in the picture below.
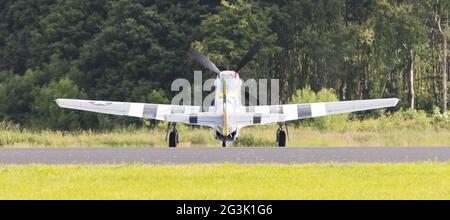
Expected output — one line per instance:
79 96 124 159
166 123 179 148
276 124 288 147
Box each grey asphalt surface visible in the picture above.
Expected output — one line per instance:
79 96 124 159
0 147 449 164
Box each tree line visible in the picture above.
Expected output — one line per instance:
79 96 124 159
0 0 449 130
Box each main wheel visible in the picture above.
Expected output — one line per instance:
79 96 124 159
222 140 227 147
277 130 286 147
169 131 178 147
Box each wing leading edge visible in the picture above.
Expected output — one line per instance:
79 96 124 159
55 99 219 126
239 98 399 126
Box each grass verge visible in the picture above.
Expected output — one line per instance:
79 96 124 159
1 125 450 147
0 163 449 199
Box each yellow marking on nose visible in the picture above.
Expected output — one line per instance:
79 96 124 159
223 79 229 136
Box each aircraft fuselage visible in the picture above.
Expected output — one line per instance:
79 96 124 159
213 71 242 143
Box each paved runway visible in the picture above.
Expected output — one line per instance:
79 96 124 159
0 147 449 164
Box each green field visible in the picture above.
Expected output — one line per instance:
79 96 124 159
0 163 449 199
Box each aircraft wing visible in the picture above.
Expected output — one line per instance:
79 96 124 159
240 98 399 125
55 98 216 126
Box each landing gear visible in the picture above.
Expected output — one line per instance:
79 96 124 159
169 131 178 147
276 125 287 147
166 123 179 148
222 140 227 148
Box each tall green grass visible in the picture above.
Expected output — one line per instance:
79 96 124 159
0 124 450 147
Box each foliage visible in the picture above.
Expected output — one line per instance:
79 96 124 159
233 133 276 147
30 78 90 130
289 86 348 131
1 121 449 147
0 69 46 124
194 0 281 78
0 0 449 129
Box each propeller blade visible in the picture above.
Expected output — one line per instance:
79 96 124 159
235 41 263 72
188 48 221 74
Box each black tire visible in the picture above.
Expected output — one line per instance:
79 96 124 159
169 131 177 148
222 140 227 147
277 130 286 147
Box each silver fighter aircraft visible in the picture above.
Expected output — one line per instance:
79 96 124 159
56 42 399 147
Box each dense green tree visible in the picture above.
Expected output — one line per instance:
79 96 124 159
0 69 45 123
0 0 448 129
30 77 90 130
76 0 210 101
193 1 281 77
0 0 53 73
29 0 107 67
